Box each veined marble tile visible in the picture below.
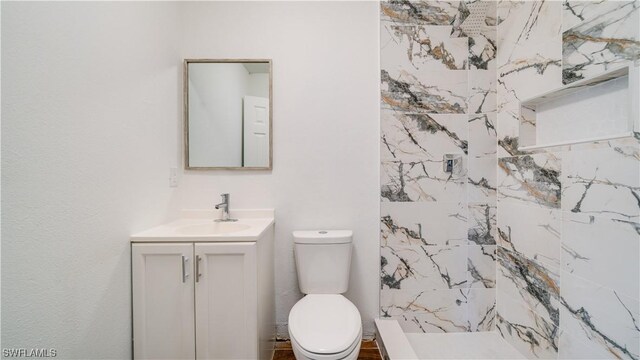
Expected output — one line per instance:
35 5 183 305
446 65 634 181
563 1 638 31
381 69 468 114
469 25 497 71
466 288 496 332
380 0 465 27
496 0 517 27
469 70 497 114
482 1 497 28
469 113 497 158
381 25 469 71
559 272 640 360
498 153 562 209
562 145 640 221
382 287 497 333
497 247 560 327
381 157 467 202
381 244 467 290
496 97 524 158
558 329 638 360
380 288 469 333
497 202 561 269
563 1 640 84
385 313 468 333
497 38 563 100
467 245 496 288
469 157 497 203
381 111 468 162
468 203 497 246
448 0 471 38
496 292 559 359
497 0 562 60
381 201 467 248
496 73 519 114
562 212 639 300
496 38 562 157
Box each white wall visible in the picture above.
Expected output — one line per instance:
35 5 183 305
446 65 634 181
1 2 182 358
2 2 380 356
248 73 270 98
177 1 380 338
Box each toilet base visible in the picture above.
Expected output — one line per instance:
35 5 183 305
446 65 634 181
290 330 362 360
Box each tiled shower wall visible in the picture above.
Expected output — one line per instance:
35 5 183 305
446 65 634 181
380 1 499 332
379 1 640 356
495 1 640 359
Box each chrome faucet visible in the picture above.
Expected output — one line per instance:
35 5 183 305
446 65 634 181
214 193 236 222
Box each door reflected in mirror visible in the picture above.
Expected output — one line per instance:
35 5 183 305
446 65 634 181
184 59 272 169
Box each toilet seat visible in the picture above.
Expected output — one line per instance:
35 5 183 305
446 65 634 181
290 328 362 360
288 294 362 358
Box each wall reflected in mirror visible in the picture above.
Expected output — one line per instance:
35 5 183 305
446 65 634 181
185 59 272 169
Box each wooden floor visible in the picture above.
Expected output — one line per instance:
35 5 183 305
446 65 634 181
273 340 382 360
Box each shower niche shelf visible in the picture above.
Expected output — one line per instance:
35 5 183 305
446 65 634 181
518 65 639 151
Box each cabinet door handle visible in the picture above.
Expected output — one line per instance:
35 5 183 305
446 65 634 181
182 256 189 283
196 255 202 282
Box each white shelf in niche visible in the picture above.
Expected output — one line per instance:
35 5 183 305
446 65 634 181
518 64 639 151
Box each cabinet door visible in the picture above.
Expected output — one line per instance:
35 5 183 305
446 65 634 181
132 243 195 360
195 242 257 360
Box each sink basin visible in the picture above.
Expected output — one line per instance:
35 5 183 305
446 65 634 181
130 209 274 242
176 222 251 235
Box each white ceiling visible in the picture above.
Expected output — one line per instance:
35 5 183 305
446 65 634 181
243 62 270 74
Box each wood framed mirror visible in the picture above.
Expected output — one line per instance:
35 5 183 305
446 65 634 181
184 59 272 170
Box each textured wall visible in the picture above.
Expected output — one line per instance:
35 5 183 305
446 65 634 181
495 1 640 359
2 1 381 352
379 1 498 332
1 2 182 358
176 2 380 338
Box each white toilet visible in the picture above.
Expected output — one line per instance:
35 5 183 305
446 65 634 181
288 230 362 360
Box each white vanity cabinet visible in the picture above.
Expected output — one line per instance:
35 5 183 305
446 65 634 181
131 212 275 360
194 242 257 360
132 243 196 360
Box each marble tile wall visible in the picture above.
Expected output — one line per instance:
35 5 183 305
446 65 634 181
495 1 640 359
380 0 498 333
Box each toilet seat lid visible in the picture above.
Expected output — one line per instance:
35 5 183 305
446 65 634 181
288 294 362 354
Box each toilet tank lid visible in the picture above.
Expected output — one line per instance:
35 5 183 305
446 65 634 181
293 230 353 244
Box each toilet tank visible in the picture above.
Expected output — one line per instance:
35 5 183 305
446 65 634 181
293 230 353 294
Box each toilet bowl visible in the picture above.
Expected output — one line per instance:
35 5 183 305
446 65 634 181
288 230 362 360
289 294 362 360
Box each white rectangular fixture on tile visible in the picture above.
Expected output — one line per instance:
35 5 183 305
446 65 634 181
518 64 639 151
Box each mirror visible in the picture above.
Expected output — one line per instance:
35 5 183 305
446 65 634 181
184 59 272 169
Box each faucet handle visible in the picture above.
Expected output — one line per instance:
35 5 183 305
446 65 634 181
214 193 229 209
214 193 236 222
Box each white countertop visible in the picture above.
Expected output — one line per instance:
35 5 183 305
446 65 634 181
130 209 275 242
